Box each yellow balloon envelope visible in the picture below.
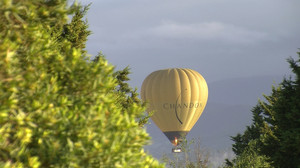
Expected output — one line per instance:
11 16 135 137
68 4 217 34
141 68 208 146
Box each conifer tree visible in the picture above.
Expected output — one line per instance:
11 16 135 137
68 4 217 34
226 51 300 168
93 55 152 127
0 0 163 167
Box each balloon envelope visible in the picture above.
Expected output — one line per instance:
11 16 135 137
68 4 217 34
141 68 208 146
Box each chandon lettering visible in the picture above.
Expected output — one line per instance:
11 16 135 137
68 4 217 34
163 102 202 110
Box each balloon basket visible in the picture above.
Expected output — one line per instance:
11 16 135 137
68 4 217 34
172 147 182 153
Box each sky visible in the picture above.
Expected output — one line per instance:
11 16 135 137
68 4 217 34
77 1 300 164
79 0 300 87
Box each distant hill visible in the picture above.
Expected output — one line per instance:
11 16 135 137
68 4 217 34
145 75 283 161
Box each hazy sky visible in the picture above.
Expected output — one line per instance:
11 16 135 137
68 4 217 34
80 0 300 87
77 1 299 163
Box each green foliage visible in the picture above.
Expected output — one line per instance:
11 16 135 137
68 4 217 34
230 105 264 156
0 0 163 167
226 51 300 168
56 4 91 54
93 55 152 127
224 141 271 168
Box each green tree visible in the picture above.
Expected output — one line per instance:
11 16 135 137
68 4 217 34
93 55 152 127
229 105 265 156
55 4 91 54
224 141 271 168
226 51 300 168
0 0 163 167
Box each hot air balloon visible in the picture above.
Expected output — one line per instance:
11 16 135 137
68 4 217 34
141 68 208 152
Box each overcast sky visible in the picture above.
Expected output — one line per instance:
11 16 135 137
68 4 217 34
80 0 300 87
77 1 299 162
